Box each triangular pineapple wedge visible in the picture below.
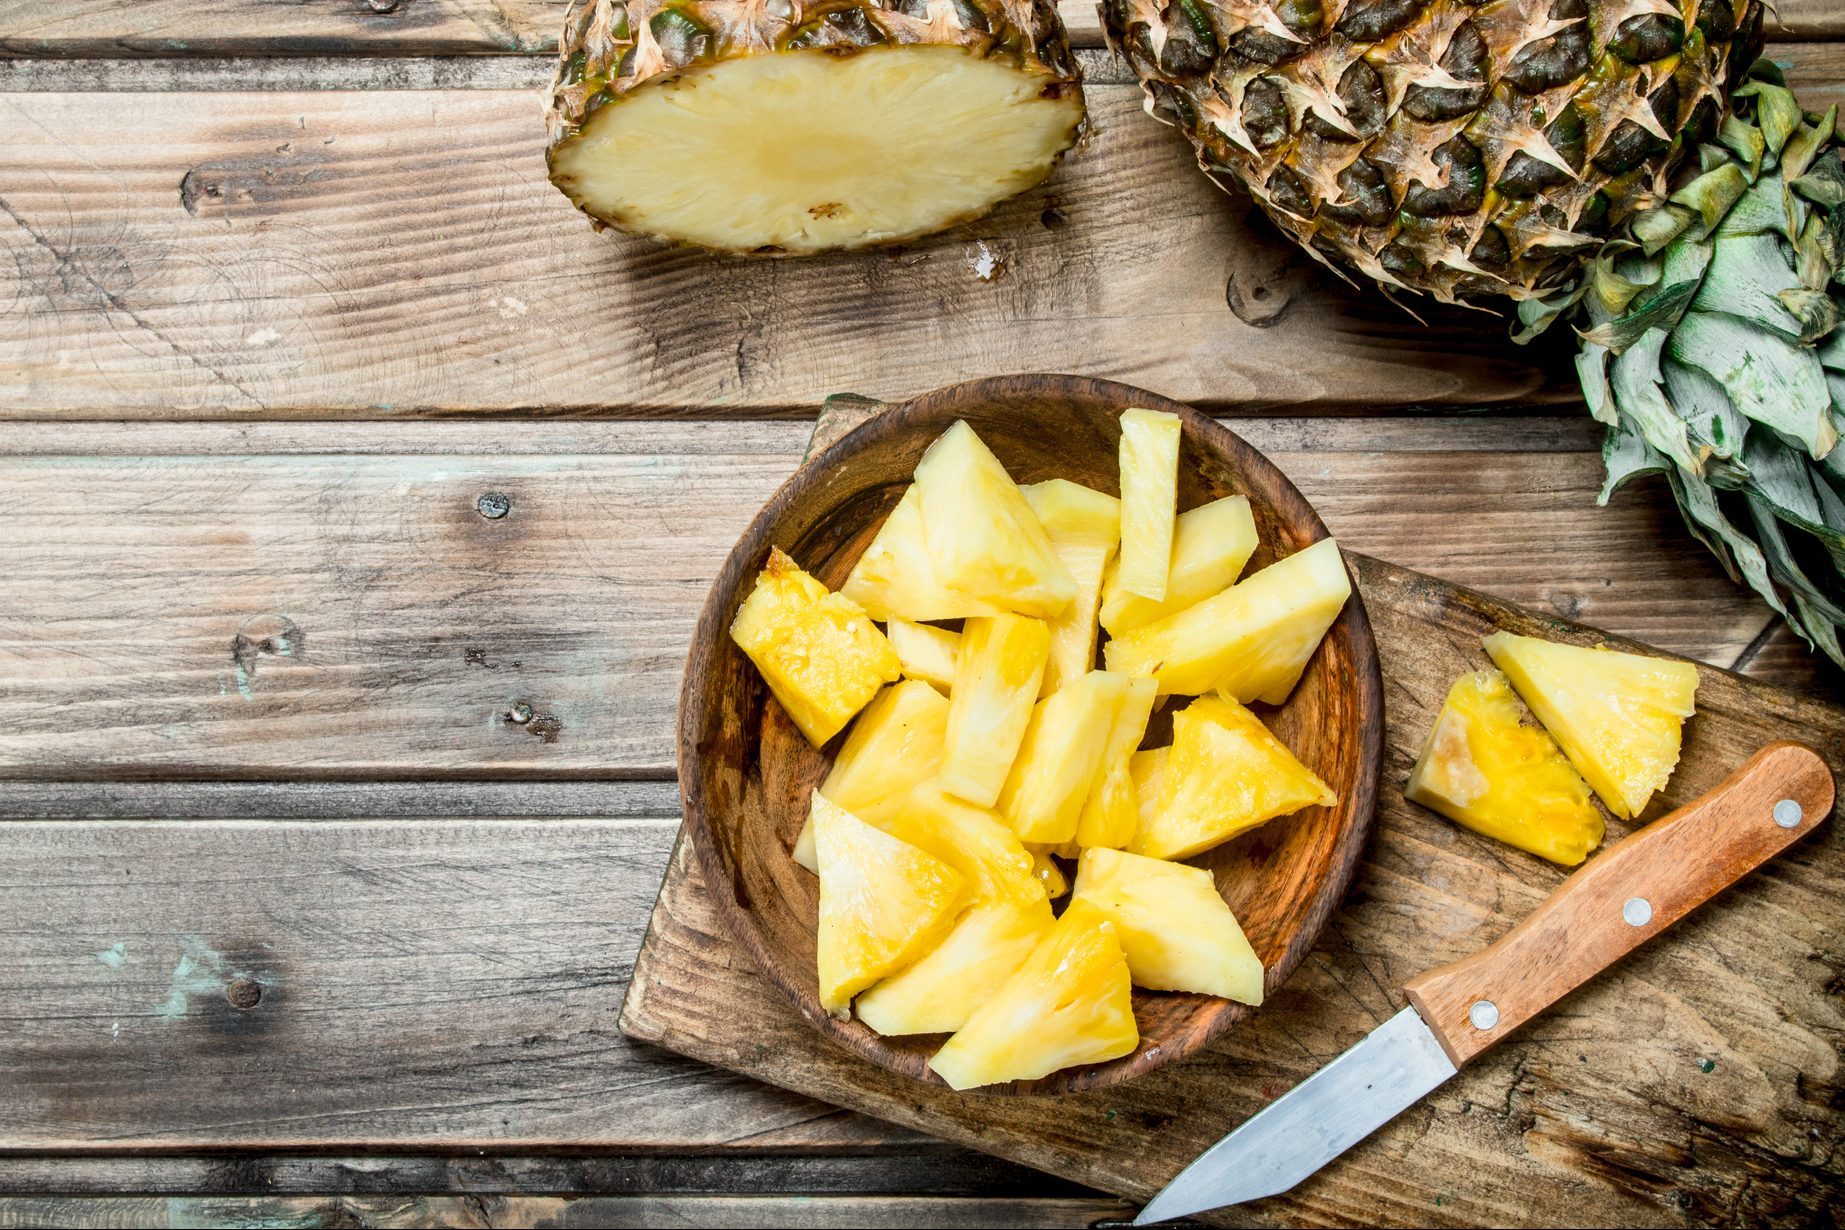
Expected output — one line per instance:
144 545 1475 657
840 486 1010 623
1405 670 1604 865
1104 536 1350 703
998 671 1132 844
1132 695 1336 861
1129 745 1169 841
928 899 1138 1089
793 679 949 872
880 780 1043 904
1116 407 1182 602
1483 632 1700 820
813 792 967 1018
1023 478 1121 546
1072 847 1264 1003
730 547 901 746
886 617 960 693
940 614 1051 807
1075 676 1159 849
912 421 1076 619
1100 495 1259 635
1025 479 1121 696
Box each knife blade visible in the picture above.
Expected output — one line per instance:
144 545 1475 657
1134 741 1833 1226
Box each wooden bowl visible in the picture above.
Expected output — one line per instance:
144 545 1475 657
678 374 1383 1095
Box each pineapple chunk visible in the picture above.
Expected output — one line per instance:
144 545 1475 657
912 421 1076 618
928 899 1137 1089
886 617 960 693
793 679 949 873
813 793 966 1018
940 614 1051 806
881 780 1043 905
1405 670 1604 866
1075 676 1159 849
1072 848 1264 1003
1130 745 1168 830
856 896 1055 1036
998 671 1133 844
1026 845 1070 898
1483 632 1700 820
1100 496 1259 635
1025 480 1121 696
1116 407 1182 602
1023 479 1121 546
840 486 1009 623
730 547 901 746
1104 537 1350 702
1133 695 1336 861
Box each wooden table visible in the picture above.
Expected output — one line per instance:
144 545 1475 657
0 4 1840 1227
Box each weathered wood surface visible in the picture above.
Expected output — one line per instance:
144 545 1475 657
622 554 1845 1228
0 419 1798 779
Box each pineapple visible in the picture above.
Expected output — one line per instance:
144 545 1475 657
1026 844 1070 898
881 780 1043 904
1104 537 1350 702
730 547 900 747
547 0 1085 254
1405 670 1604 866
1024 479 1122 695
1072 848 1264 1004
940 614 1052 807
1100 496 1259 635
928 899 1138 1089
886 617 960 693
998 671 1133 844
1075 675 1159 849
1129 745 1169 840
793 679 948 872
841 486 1009 623
913 422 1076 619
1134 695 1336 861
812 792 966 1018
1483 632 1700 820
1023 479 1122 545
1116 408 1182 602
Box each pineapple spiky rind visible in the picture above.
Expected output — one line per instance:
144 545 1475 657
1073 847 1265 1003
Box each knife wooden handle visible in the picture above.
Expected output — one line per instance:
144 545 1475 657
1404 741 1832 1068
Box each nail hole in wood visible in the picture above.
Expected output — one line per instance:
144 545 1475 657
477 492 511 520
226 979 262 1010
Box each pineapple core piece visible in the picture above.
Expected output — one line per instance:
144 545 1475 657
813 792 966 1018
1116 408 1182 602
1405 671 1604 866
793 679 948 872
999 671 1133 844
1483 632 1700 820
1073 847 1265 1003
1100 496 1259 635
1105 536 1350 702
730 547 900 746
941 614 1052 807
913 422 1076 619
1024 479 1122 696
1134 695 1336 861
885 617 960 693
841 486 1008 623
1076 676 1159 849
929 899 1138 1089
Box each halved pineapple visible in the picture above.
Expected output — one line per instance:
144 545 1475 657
1115 408 1182 602
1104 537 1350 702
1100 496 1259 635
928 899 1137 1090
940 614 1051 807
1133 695 1336 861
1405 670 1604 866
886 617 960 693
812 792 966 1017
730 547 901 746
840 486 1009 623
1024 479 1121 696
1075 675 1158 849
1072 848 1264 1003
998 671 1132 844
793 679 948 872
1483 633 1700 820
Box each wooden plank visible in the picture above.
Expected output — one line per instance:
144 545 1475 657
621 554 1845 1229
0 421 1789 779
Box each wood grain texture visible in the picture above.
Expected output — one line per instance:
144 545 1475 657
624 555 1845 1228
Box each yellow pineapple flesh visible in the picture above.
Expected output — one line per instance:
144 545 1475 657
794 679 948 873
1026 844 1070 899
1024 479 1121 696
1023 478 1122 545
1405 671 1604 866
730 547 901 746
928 899 1137 1090
880 780 1042 905
1072 848 1264 1004
1129 745 1168 841
1115 408 1181 602
1483 633 1700 821
940 614 1051 807
840 486 1009 623
1133 695 1336 861
1075 675 1158 849
1100 496 1258 635
1104 537 1350 702
998 671 1132 844
812 793 966 1018
885 617 960 694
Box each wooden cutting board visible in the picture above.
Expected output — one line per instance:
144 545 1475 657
619 405 1845 1228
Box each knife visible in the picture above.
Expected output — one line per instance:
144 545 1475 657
1135 740 1833 1226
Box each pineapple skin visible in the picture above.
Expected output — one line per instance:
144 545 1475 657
1073 847 1265 1003
1101 0 1764 304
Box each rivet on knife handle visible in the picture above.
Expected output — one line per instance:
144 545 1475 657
1404 741 1833 1068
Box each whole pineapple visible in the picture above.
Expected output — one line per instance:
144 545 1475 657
1106 1 1845 666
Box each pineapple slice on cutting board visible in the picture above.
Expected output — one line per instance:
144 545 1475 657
1115 408 1181 602
940 614 1052 807
928 899 1138 1090
793 679 948 872
1134 695 1336 861
730 547 901 746
1483 633 1700 821
998 670 1132 844
1100 496 1258 635
1406 671 1604 866
885 618 960 693
1073 848 1264 1004
1023 479 1121 696
1075 675 1158 850
841 487 1010 623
